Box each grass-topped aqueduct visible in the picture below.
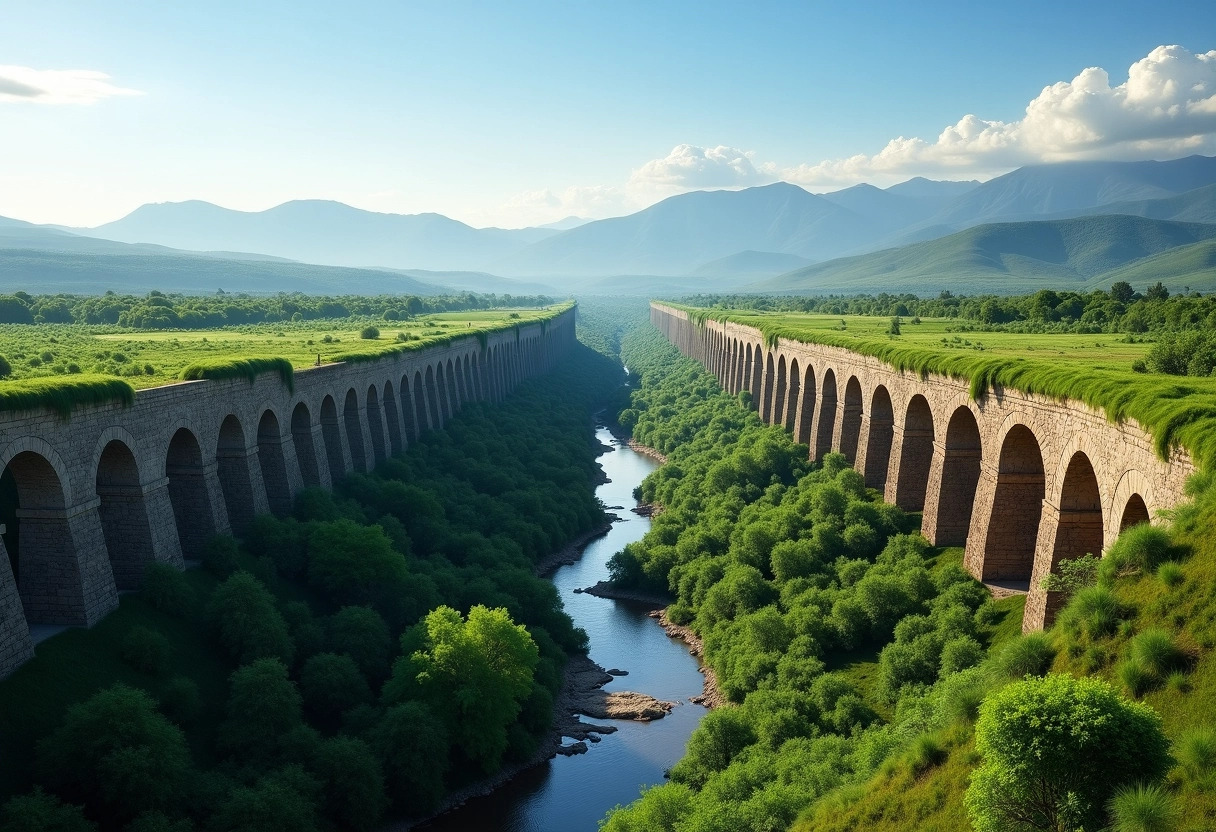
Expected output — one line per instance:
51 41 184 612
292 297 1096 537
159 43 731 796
0 308 576 678
652 303 1196 633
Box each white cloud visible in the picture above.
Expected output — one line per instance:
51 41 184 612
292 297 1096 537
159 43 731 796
501 184 639 227
780 45 1216 186
0 65 143 105
627 144 773 190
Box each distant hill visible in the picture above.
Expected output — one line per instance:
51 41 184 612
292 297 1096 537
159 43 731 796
1088 238 1216 293
88 200 559 271
926 156 1216 228
692 250 816 279
1060 183 1216 225
492 182 873 276
0 247 448 295
819 179 978 232
756 215 1216 295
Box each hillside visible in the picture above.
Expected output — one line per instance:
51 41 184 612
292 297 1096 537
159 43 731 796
756 215 1216 295
88 200 557 271
0 248 446 295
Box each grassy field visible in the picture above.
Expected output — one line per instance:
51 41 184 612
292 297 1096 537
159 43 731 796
674 304 1216 468
0 305 567 392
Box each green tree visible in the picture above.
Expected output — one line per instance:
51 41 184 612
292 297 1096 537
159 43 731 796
327 606 393 682
219 659 303 763
307 520 408 608
1110 281 1136 303
371 702 450 814
36 685 190 821
209 767 319 832
388 605 538 773
966 674 1170 832
310 736 387 832
207 571 294 665
0 789 96 832
299 653 370 722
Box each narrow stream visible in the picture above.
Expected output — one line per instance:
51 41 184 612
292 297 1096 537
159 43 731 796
419 426 707 832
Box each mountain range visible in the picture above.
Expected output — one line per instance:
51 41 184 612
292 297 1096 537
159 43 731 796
1 155 1214 296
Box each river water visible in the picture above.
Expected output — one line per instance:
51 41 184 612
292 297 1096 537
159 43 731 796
418 426 707 832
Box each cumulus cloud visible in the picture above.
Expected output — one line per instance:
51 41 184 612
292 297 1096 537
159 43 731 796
0 65 143 105
627 144 774 190
780 45 1216 186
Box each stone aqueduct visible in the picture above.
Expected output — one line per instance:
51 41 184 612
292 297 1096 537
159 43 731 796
652 303 1195 632
0 309 576 679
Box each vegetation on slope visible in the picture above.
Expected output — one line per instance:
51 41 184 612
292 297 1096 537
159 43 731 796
670 301 1216 467
0 338 623 831
0 375 135 419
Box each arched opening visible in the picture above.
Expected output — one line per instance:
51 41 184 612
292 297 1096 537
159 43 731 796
1 451 84 624
383 381 403 456
893 395 935 511
761 353 776 422
863 386 894 490
840 377 863 462
796 365 817 446
365 385 387 467
734 340 745 395
320 395 347 484
413 371 430 433
1120 494 1150 531
425 366 442 428
343 389 368 472
217 415 257 536
96 440 156 590
165 428 216 560
1053 453 1104 566
785 359 800 431
931 407 982 545
399 375 418 442
814 369 838 460
982 425 1045 584
446 358 460 414
750 347 763 407
257 410 292 517
291 403 322 488
772 355 788 427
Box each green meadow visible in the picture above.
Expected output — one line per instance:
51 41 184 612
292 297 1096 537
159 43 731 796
0 305 566 392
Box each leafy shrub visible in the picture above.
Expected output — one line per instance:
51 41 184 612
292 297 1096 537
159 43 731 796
906 734 946 774
1100 524 1174 583
1056 585 1126 639
1128 629 1187 678
120 626 173 675
218 659 302 762
206 571 295 665
0 788 95 832
299 653 371 722
327 606 393 682
1155 561 1184 587
202 535 240 578
359 326 380 340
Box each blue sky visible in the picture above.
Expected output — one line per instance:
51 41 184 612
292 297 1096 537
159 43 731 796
1 1 1214 227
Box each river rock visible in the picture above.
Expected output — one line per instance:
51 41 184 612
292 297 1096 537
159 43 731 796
576 690 677 721
606 668 628 676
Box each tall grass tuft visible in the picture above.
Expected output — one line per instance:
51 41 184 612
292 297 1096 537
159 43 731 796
1056 585 1125 640
0 374 135 419
1175 727 1216 783
994 633 1056 678
1129 629 1187 677
1106 783 1179 832
1100 524 1176 584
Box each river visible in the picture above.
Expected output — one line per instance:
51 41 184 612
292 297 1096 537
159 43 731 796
418 426 707 832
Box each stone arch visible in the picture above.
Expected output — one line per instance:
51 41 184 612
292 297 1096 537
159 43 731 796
425 366 442 428
95 438 156 589
1109 468 1153 539
217 414 257 536
772 354 789 428
0 443 87 624
930 405 982 545
446 358 460 414
1040 451 1104 623
892 394 935 510
365 384 387 466
319 395 347 484
165 427 217 559
383 380 403 456
839 376 863 462
412 370 430 432
290 402 322 488
814 368 838 459
784 358 800 430
863 385 894 490
980 423 1045 583
257 410 292 517
742 344 753 395
796 364 817 445
761 352 776 422
343 388 368 472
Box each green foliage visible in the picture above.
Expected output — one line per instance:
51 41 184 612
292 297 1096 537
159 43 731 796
359 326 380 340
36 685 190 822
1119 628 1189 696
179 356 295 392
158 676 201 727
298 653 370 722
0 375 134 419
1174 727 1216 784
0 789 95 832
326 606 392 682
305 520 409 613
206 571 295 666
120 626 173 675
371 702 449 814
1040 554 1099 597
201 535 240 579
218 659 302 763
1099 524 1176 583
966 674 1170 832
139 563 195 616
310 736 386 831
388 605 539 774
209 766 320 832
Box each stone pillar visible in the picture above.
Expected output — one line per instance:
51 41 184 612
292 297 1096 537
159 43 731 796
963 464 1000 580
920 440 949 544
96 480 161 589
0 534 34 679
142 477 185 570
16 499 118 627
1023 501 1060 633
311 424 333 491
216 446 269 537
887 426 934 511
